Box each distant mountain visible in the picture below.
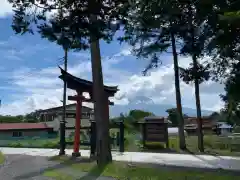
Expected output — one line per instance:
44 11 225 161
109 102 214 117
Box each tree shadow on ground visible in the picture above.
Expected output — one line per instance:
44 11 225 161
183 148 228 169
13 156 95 180
140 144 178 153
184 148 225 159
203 149 228 160
136 161 240 176
77 162 109 180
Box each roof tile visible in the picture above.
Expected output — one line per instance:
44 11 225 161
0 123 51 130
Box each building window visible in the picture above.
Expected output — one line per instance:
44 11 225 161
40 114 44 122
66 113 76 118
82 112 90 119
12 131 23 137
47 114 54 121
64 112 92 119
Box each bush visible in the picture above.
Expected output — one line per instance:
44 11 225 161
42 141 59 148
204 136 229 150
0 151 4 164
6 139 60 149
135 140 143 149
169 137 179 150
145 142 165 150
124 136 129 149
8 141 23 148
234 126 240 133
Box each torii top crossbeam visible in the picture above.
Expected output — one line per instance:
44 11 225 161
58 67 119 97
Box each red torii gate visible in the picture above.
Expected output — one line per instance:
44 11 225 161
59 67 118 157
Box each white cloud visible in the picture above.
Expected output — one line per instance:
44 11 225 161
112 56 224 112
0 62 93 115
114 46 132 57
0 0 57 18
0 45 224 116
72 52 91 60
0 0 12 17
0 36 51 63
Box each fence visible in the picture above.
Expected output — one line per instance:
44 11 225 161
65 120 125 154
0 121 125 152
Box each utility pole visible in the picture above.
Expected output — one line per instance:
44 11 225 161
59 48 68 155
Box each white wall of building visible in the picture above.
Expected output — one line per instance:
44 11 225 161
41 104 93 138
168 127 188 137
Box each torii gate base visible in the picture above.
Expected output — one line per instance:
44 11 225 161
68 93 114 158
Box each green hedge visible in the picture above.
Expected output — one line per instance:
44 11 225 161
0 151 4 164
7 139 60 148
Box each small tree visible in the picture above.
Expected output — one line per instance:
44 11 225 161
128 110 153 121
166 108 189 127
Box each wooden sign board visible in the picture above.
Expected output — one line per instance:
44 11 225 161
145 123 167 142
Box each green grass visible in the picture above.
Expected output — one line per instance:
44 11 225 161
44 171 74 180
0 151 5 164
2 128 240 157
169 135 240 156
124 132 240 156
44 156 237 180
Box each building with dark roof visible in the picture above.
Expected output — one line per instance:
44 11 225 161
0 122 53 140
0 103 94 140
184 114 219 135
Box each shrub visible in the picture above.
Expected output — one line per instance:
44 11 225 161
124 136 129 149
8 141 23 148
204 136 229 150
0 151 4 164
234 126 240 133
135 140 143 149
169 137 179 150
42 141 59 148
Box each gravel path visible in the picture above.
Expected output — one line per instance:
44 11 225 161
0 154 115 180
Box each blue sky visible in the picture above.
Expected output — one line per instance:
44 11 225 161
0 1 224 115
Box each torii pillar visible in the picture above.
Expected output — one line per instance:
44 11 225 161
68 91 85 157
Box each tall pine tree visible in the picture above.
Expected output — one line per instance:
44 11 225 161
8 0 129 165
178 0 225 152
121 0 187 149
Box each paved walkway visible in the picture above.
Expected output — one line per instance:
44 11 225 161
0 153 115 180
0 154 57 180
1 147 240 171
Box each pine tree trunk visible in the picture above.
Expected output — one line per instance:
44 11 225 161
188 3 204 153
90 35 112 166
59 48 68 155
192 55 204 152
170 31 186 150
